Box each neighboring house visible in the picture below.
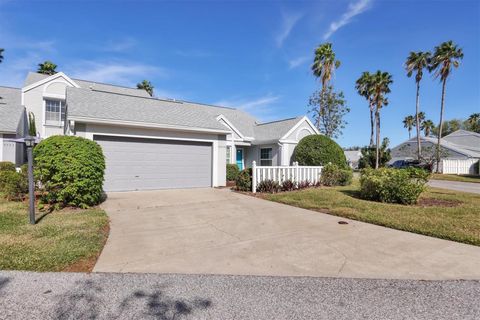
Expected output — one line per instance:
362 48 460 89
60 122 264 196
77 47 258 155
344 150 361 169
0 72 318 191
390 130 480 164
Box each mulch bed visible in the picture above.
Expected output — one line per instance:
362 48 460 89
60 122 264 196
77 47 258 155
417 198 462 208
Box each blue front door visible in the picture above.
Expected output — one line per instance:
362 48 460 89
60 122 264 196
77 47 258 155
236 149 243 170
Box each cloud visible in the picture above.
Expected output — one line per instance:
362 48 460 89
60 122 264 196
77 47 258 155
288 56 309 69
215 94 281 121
323 0 372 40
67 61 167 86
101 38 136 52
276 11 303 47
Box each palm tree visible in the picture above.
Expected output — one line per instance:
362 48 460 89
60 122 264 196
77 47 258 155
355 72 375 146
421 120 435 137
37 61 57 75
405 51 431 159
371 71 393 169
429 41 463 172
311 43 341 89
403 115 415 139
417 111 426 124
466 113 480 132
0 48 4 63
137 80 154 97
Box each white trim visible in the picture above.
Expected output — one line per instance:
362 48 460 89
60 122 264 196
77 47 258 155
0 134 3 161
212 140 218 187
216 114 246 140
69 116 231 134
88 132 219 143
22 72 80 93
280 116 319 140
42 92 65 100
279 139 300 144
296 127 314 141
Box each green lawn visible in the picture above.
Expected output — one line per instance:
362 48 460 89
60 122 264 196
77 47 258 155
266 181 480 246
431 173 480 184
0 198 109 272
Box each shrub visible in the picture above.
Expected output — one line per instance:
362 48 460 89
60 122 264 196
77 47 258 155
257 179 281 193
320 163 353 186
226 164 240 181
236 168 252 192
297 180 311 189
281 179 296 192
33 136 105 208
0 161 16 172
293 135 348 169
0 170 28 201
358 138 391 169
360 167 430 205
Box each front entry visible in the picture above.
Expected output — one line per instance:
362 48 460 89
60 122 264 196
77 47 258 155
236 148 244 170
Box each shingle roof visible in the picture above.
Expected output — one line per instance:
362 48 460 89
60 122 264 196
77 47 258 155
66 87 229 132
443 129 480 152
24 72 151 98
0 86 23 133
399 136 480 158
253 117 302 143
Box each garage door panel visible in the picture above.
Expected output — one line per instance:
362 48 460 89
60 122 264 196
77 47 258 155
95 136 212 191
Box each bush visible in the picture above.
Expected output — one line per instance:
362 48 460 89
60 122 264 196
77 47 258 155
281 179 296 192
236 168 252 192
0 161 16 172
360 167 430 205
297 180 311 189
320 163 353 186
0 170 28 201
293 135 348 169
257 179 281 193
226 164 240 181
358 138 391 169
34 136 105 208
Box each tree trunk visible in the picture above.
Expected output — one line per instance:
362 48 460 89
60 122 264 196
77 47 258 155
415 81 421 160
436 79 447 173
408 129 411 139
375 109 380 169
369 104 374 147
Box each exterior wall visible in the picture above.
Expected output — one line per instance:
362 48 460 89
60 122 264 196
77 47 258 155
75 122 227 187
284 120 316 141
23 76 73 139
391 141 469 161
244 144 279 167
0 134 17 164
280 142 298 166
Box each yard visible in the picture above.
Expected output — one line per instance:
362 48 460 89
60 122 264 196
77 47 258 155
0 198 109 272
266 180 480 246
431 173 480 184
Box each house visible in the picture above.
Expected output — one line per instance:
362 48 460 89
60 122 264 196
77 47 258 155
390 130 480 172
0 72 318 191
344 150 361 169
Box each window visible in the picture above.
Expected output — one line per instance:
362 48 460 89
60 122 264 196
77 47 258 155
226 146 231 164
45 99 66 126
260 148 273 166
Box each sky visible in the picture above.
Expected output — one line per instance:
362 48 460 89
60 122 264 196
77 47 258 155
0 0 479 147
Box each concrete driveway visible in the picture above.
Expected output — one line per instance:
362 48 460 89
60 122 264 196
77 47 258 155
429 179 480 194
94 188 480 279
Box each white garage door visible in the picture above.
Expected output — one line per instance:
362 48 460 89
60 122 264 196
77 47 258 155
95 136 212 192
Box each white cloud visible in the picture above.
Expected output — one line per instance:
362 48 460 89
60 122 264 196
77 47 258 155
215 94 281 121
276 12 303 47
67 61 167 87
288 56 309 69
101 38 136 52
323 0 372 40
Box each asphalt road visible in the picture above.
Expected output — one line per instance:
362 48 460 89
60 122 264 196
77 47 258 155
0 271 479 320
429 179 480 194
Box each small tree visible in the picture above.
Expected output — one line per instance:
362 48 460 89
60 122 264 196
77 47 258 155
421 119 435 137
0 48 4 63
308 86 349 139
465 113 480 133
402 115 415 139
358 138 392 169
28 112 37 136
37 61 57 75
137 80 154 97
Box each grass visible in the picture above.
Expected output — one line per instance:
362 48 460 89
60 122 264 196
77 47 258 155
265 181 480 246
0 198 109 272
431 173 480 184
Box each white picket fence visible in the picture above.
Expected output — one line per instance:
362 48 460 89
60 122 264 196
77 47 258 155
252 161 323 193
442 159 479 175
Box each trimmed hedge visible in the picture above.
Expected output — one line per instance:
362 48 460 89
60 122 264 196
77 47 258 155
320 163 353 186
0 170 28 201
34 136 105 208
360 168 430 205
226 164 240 181
235 168 252 191
293 135 348 169
0 161 16 172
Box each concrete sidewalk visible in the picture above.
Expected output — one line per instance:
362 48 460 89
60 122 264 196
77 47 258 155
429 179 480 194
94 188 480 280
1 271 479 320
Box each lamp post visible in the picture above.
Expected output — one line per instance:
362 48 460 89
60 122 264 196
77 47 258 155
24 136 36 225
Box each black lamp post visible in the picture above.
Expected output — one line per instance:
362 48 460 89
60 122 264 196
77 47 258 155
24 136 36 224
